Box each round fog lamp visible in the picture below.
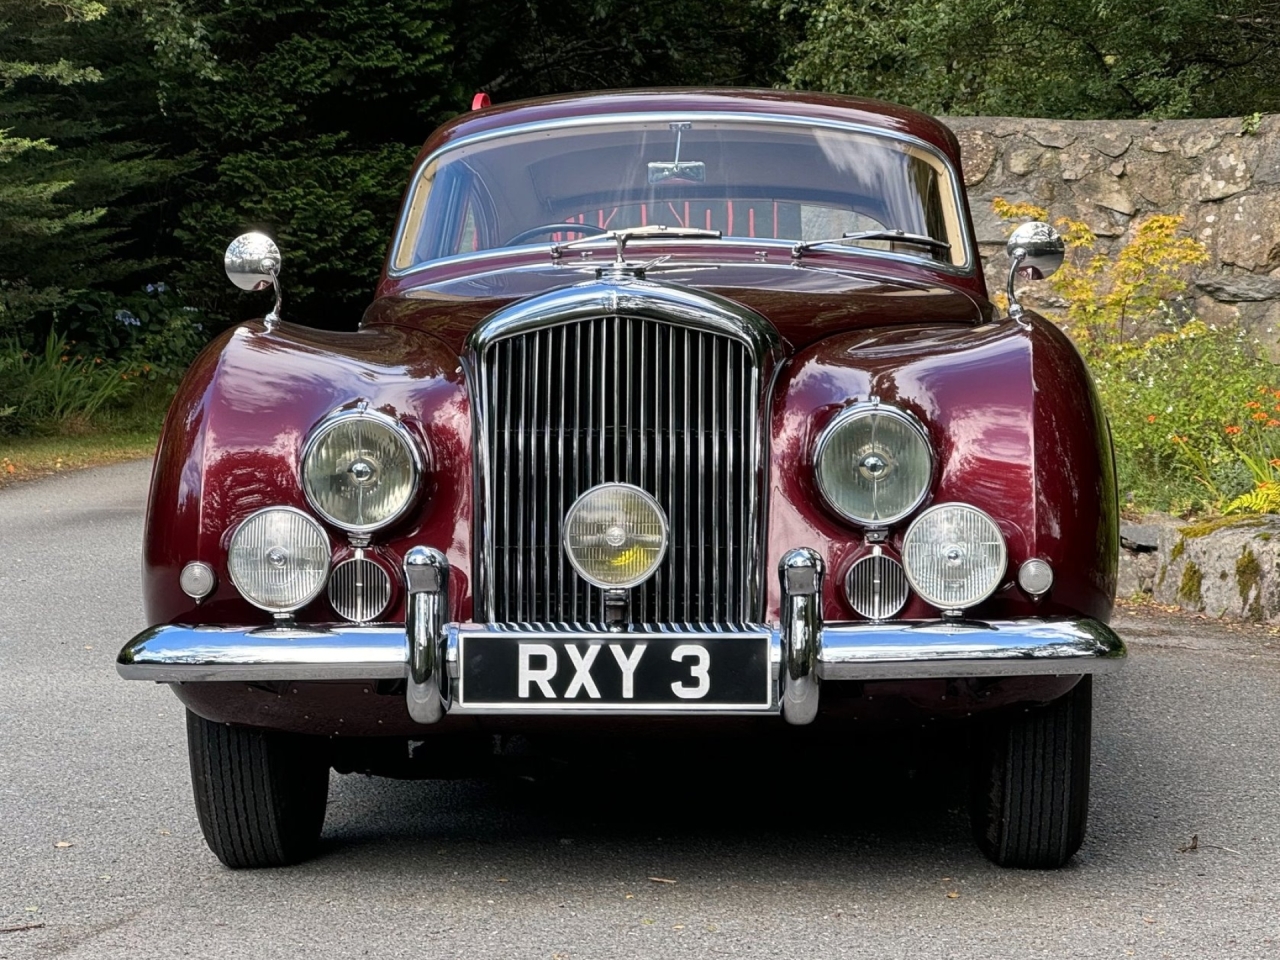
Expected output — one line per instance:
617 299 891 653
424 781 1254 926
302 409 420 534
227 506 330 613
901 503 1006 612
563 483 668 589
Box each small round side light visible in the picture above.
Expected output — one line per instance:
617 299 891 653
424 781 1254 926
1018 558 1054 597
180 561 217 600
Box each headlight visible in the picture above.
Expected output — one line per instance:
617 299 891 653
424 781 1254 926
564 483 668 589
815 402 933 526
302 409 421 534
901 503 1006 612
227 506 330 613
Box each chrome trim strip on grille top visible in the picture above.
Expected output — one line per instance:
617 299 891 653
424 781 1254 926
465 276 782 627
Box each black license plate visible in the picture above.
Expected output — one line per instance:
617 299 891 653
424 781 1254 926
457 633 773 710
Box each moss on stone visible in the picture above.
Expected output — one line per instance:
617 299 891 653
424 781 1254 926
1158 563 1167 589
1170 537 1185 562
1237 546 1262 605
1181 516 1266 539
1178 561 1204 607
1259 532 1272 542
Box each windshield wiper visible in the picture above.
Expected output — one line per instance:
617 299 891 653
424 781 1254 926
552 224 721 263
791 230 951 260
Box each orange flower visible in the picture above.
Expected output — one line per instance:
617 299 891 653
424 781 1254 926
1147 414 1157 423
1246 401 1263 409
1253 411 1270 421
1269 459 1280 467
1268 420 1280 428
1226 425 1243 435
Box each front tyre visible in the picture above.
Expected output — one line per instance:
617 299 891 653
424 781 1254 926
969 676 1092 869
186 710 330 868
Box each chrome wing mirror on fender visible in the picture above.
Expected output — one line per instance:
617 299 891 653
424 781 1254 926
225 232 284 328
1005 221 1064 327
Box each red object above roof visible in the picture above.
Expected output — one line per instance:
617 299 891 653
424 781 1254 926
471 92 491 111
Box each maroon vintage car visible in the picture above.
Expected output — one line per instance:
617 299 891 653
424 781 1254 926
118 88 1124 869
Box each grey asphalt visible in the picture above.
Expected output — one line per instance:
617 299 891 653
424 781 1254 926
2 459 1280 959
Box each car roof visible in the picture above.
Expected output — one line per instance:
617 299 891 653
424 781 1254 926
412 87 964 171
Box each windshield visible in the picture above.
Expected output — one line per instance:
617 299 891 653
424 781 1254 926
392 117 968 272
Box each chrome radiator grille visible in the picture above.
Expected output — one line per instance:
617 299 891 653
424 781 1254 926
473 314 765 627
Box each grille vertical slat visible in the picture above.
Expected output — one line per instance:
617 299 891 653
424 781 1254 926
483 315 761 628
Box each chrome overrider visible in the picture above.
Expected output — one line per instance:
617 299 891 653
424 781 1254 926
117 546 1126 724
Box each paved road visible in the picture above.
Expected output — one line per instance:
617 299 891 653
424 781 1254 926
3 460 1280 959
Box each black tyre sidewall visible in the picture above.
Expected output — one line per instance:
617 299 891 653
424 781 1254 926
187 710 330 868
970 675 1092 869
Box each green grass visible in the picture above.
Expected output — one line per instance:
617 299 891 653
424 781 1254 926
0 429 158 487
0 389 169 488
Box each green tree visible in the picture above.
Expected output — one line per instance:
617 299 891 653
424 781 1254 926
770 0 1280 119
159 0 458 328
0 0 109 336
456 0 789 99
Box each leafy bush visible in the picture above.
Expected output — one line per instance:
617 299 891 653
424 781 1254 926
0 331 138 435
995 199 1279 514
0 284 208 436
62 284 208 381
1088 316 1265 511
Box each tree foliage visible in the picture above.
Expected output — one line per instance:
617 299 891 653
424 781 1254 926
148 0 457 328
0 0 107 336
771 0 1280 119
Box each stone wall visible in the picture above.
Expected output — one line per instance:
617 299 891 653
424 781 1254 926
945 115 1280 356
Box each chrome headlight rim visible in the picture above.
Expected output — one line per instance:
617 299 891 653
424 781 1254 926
300 406 424 536
562 482 670 590
900 501 1008 613
814 401 935 527
227 504 331 614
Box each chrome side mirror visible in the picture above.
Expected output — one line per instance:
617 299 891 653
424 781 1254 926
1005 221 1064 326
225 232 283 326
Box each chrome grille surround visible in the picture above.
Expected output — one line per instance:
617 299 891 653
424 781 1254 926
467 277 781 628
844 547 910 621
328 555 392 623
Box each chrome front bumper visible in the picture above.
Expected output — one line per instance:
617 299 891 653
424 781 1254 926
118 547 1126 724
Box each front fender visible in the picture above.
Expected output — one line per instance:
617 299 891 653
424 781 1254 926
765 315 1116 624
144 320 472 626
